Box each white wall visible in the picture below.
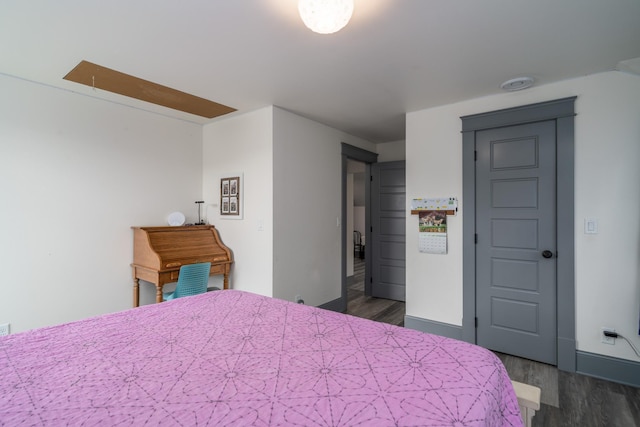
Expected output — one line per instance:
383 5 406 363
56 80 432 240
353 207 366 238
203 107 375 305
272 107 376 305
377 139 406 162
202 107 274 296
0 74 203 333
406 71 640 362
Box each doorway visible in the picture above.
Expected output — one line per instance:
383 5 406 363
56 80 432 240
340 143 407 320
339 143 378 313
347 158 367 291
461 97 577 372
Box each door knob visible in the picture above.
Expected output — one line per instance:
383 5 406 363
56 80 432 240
542 250 553 259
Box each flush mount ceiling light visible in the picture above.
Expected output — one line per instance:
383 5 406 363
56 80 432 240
298 0 354 34
500 76 535 91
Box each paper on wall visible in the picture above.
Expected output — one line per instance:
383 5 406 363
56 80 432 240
418 210 447 254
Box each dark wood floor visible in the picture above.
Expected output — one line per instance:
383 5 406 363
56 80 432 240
346 258 640 427
346 257 404 326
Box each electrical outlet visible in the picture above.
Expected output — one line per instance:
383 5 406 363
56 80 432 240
0 323 9 336
601 327 615 345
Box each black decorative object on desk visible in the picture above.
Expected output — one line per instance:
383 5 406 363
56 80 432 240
195 201 205 225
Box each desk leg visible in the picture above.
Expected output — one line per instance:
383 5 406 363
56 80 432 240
133 278 140 307
156 285 163 303
223 273 229 290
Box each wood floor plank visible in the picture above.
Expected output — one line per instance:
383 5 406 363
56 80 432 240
347 260 404 326
626 384 640 425
531 366 640 426
496 352 559 408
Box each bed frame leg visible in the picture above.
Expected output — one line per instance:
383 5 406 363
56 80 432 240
511 380 541 427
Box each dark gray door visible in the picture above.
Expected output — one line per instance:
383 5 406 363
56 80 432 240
476 121 557 365
371 161 406 301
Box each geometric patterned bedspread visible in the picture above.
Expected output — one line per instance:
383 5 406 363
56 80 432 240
0 290 523 426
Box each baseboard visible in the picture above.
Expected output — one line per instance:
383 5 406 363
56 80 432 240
576 350 640 388
404 315 463 340
319 297 345 313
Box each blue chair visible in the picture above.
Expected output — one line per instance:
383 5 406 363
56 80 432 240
163 262 211 301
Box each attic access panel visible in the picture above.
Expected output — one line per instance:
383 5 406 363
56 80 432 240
64 60 236 119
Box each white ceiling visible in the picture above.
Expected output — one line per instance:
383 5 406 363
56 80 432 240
2 0 639 143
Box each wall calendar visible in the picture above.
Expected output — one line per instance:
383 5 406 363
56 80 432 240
412 198 457 254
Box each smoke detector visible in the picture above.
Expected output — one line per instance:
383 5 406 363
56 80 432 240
500 76 535 91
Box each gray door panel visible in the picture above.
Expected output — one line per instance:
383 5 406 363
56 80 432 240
371 161 406 301
476 121 557 365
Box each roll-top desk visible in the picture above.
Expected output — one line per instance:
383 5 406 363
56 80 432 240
131 225 233 307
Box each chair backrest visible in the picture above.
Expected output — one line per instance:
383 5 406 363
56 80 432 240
353 230 362 245
174 262 211 298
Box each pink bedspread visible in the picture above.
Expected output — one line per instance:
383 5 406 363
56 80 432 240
1 290 522 426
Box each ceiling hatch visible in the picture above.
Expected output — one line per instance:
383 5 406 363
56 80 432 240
64 60 236 119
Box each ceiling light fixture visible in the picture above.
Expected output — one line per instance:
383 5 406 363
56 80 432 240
500 76 535 91
298 0 354 34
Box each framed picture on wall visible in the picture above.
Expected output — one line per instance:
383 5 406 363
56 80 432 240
220 176 240 217
229 178 238 196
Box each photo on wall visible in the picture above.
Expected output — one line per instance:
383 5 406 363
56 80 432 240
220 176 240 217
418 210 448 254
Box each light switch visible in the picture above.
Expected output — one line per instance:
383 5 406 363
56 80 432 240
584 218 598 234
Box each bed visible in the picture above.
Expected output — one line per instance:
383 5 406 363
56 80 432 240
1 290 523 426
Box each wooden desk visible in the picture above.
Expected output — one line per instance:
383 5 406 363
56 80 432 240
131 225 233 306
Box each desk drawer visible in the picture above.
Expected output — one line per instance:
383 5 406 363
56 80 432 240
210 264 225 275
164 262 227 279
164 258 227 269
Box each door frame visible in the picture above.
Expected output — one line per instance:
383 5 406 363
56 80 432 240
338 143 378 312
461 97 577 372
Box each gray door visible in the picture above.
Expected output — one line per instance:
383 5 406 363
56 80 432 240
371 161 406 301
476 121 557 365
